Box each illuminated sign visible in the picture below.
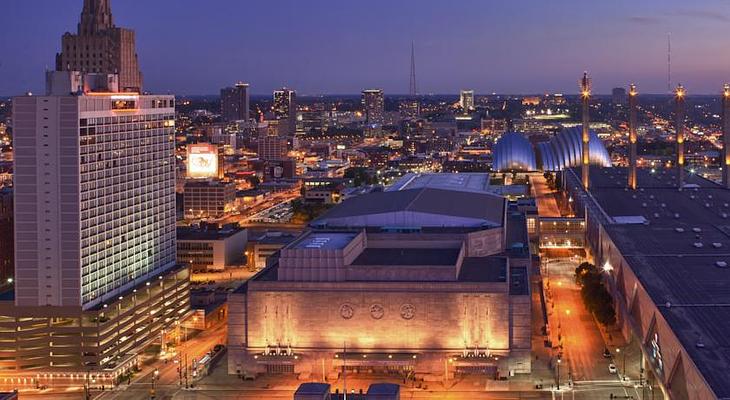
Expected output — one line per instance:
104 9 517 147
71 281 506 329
187 144 218 179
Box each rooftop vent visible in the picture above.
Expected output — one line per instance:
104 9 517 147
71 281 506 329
716 261 728 268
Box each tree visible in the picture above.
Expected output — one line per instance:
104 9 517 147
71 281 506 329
574 262 617 327
344 167 376 187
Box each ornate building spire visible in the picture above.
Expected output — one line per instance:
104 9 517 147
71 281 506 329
79 0 114 35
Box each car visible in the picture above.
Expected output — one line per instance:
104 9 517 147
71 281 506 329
602 348 612 358
608 363 617 374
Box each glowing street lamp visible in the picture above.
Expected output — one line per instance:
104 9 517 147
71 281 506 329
603 261 613 272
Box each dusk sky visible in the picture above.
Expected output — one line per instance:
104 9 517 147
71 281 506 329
3 0 730 96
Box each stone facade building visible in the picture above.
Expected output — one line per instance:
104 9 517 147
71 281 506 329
56 0 143 92
228 174 532 380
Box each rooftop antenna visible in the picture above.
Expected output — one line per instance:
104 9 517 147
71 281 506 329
409 41 417 96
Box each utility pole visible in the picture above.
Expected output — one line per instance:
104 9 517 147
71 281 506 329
343 341 347 400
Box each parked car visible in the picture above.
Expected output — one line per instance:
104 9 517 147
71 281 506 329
608 363 618 374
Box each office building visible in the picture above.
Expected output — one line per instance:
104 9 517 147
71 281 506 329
183 180 237 219
245 231 298 270
258 136 288 161
480 118 507 137
56 0 142 91
460 90 475 111
3 70 189 380
229 173 532 379
273 88 297 136
177 224 248 272
221 83 250 122
362 89 385 126
611 87 627 105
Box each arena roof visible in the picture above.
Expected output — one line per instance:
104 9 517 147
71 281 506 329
387 172 492 194
575 167 730 398
313 187 505 229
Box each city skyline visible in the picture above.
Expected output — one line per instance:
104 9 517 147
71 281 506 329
4 0 730 96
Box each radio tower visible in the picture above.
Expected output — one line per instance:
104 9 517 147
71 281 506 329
409 41 417 96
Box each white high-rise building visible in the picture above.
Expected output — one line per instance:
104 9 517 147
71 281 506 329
13 71 177 309
460 89 475 111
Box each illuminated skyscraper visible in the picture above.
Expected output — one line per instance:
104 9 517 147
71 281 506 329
56 0 143 92
273 88 297 136
14 71 177 308
362 89 385 126
460 90 475 111
221 82 250 122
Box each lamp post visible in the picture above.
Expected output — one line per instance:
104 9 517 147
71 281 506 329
616 347 626 380
556 357 562 390
150 368 159 399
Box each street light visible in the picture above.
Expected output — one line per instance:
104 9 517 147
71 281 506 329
556 357 562 390
616 347 626 379
151 368 159 399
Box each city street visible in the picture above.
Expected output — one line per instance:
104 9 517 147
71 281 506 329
543 257 643 399
94 322 227 400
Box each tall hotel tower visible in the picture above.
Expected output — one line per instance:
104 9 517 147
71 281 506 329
14 72 177 309
0 0 189 382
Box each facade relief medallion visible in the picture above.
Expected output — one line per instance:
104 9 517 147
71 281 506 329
340 304 354 319
370 304 385 319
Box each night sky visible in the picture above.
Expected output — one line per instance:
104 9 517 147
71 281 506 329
3 0 730 96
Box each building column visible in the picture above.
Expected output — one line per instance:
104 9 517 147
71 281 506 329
580 72 591 191
674 85 686 189
722 84 730 188
628 84 638 190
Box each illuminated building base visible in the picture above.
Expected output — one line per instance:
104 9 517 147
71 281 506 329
0 266 190 383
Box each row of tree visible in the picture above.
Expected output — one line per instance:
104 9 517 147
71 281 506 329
574 262 616 326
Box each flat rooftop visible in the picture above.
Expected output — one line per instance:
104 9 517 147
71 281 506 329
177 225 244 241
351 248 460 266
387 172 491 194
575 167 730 397
291 232 358 250
458 257 508 282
